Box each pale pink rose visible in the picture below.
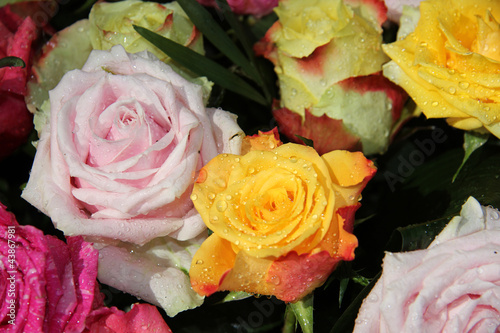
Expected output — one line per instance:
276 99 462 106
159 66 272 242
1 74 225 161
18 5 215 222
197 0 278 17
22 45 243 245
354 197 500 333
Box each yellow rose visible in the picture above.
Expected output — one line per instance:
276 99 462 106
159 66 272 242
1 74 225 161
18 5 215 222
383 0 500 137
189 137 376 302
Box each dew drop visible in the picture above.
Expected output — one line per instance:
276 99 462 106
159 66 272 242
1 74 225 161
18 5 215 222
208 193 216 200
270 275 281 285
216 200 228 212
459 81 470 89
431 101 439 107
190 194 198 201
196 259 204 265
448 87 456 94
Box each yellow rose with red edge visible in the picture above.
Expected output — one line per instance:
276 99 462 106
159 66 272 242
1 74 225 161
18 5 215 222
383 0 500 137
189 131 376 302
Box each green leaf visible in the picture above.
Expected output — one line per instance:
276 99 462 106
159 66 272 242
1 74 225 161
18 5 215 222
330 272 381 333
288 293 314 333
221 291 252 303
397 217 451 251
0 56 25 69
338 278 349 308
295 135 314 148
352 275 370 287
213 0 272 101
452 131 489 182
134 25 267 105
176 0 260 84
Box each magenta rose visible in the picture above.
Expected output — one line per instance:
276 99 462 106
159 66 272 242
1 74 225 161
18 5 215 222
0 203 102 332
0 201 171 332
0 4 38 160
197 0 278 17
354 197 500 333
22 45 243 245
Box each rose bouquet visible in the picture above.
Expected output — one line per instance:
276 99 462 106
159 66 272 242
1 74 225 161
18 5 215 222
1 0 500 332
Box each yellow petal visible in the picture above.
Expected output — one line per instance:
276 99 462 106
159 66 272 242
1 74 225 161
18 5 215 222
190 234 236 296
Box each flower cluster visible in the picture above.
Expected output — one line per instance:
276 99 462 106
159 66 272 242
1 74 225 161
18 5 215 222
0 0 499 331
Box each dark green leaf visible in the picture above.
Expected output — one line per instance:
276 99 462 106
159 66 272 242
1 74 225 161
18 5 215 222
295 135 314 148
176 0 260 84
330 272 381 333
395 217 451 252
213 0 271 102
338 278 349 308
134 25 267 105
0 56 25 69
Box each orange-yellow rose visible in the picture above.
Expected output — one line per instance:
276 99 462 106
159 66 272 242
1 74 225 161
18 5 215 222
189 135 376 302
383 0 500 137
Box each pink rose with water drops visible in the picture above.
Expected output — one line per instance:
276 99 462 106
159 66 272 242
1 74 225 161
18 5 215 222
22 44 243 245
354 197 500 333
21 45 243 316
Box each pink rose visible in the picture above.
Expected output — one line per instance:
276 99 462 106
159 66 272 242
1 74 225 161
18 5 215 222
0 202 99 332
22 45 243 245
0 201 171 332
0 5 37 160
354 197 500 333
197 0 278 17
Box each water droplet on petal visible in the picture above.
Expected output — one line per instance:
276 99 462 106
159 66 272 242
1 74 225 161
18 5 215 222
216 200 228 212
459 81 470 89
